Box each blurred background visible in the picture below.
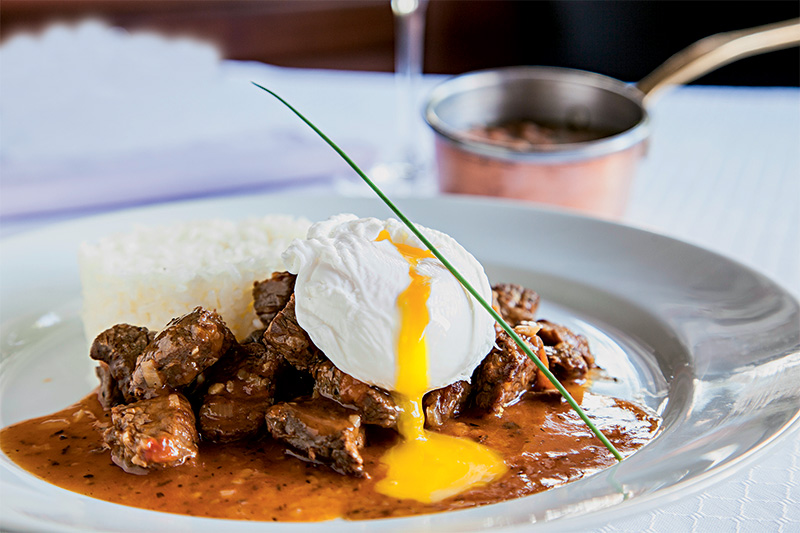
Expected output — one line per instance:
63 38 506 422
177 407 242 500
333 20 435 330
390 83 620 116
2 0 798 224
2 0 798 85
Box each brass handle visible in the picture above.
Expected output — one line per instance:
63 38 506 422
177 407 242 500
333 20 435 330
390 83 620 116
637 18 800 105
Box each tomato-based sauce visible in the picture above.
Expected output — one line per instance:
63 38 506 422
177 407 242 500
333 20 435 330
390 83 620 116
1 387 659 521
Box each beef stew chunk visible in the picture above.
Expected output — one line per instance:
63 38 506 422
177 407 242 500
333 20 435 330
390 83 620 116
265 398 367 478
311 359 400 428
253 271 297 326
90 324 153 407
472 327 546 414
95 362 124 409
103 393 198 474
130 307 235 399
198 342 285 442
262 294 323 371
492 283 540 327
423 380 471 428
536 320 594 380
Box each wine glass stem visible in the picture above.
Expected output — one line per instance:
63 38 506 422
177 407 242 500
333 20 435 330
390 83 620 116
392 0 428 168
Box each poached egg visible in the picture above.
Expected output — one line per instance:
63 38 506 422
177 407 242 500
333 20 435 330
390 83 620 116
282 214 495 391
283 214 507 502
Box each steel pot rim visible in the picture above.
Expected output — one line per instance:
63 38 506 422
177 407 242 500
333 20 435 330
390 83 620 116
424 66 651 164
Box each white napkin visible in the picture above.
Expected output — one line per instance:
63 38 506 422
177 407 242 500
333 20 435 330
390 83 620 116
0 21 366 218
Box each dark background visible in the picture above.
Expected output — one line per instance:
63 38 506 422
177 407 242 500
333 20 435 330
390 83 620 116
2 0 798 86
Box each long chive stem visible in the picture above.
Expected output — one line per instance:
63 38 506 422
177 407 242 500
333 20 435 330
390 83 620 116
252 82 623 462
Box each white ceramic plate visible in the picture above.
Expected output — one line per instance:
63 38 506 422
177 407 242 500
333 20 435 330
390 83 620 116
2 194 799 532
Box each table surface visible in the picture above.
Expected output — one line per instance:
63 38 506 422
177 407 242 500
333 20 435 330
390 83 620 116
1 24 799 532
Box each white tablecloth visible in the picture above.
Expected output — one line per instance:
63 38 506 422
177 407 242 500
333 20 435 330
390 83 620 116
1 24 798 532
596 85 800 532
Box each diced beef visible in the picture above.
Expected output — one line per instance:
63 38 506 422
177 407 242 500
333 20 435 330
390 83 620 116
90 324 153 406
198 342 285 442
253 271 297 326
536 320 594 380
103 393 198 474
423 380 471 428
261 294 323 371
265 398 366 478
130 307 235 399
472 326 546 414
492 283 540 327
95 362 124 409
311 360 400 428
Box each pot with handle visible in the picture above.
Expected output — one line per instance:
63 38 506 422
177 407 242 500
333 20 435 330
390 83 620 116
424 19 800 218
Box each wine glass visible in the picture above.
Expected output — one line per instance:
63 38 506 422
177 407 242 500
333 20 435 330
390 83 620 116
337 0 431 196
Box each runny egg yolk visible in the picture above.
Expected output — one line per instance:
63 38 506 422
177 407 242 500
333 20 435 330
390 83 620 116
373 230 508 503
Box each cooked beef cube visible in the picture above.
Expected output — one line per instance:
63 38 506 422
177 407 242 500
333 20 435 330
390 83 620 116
492 283 540 327
472 326 546 414
312 360 400 428
265 398 366 478
90 324 152 405
198 342 284 442
253 271 297 326
95 362 124 409
130 307 235 399
423 380 471 428
103 393 198 474
262 295 323 371
536 320 594 380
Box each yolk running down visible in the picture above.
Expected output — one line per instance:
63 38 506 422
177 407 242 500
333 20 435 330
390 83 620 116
374 230 508 503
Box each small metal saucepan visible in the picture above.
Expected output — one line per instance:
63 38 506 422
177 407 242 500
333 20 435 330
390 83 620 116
424 19 800 218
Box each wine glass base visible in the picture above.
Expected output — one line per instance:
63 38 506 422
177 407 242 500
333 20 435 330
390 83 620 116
334 160 436 197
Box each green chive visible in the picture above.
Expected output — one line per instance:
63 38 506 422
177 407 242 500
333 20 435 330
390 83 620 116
252 82 623 462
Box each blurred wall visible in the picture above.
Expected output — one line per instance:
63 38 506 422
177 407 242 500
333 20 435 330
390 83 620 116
2 0 798 86
433 0 800 86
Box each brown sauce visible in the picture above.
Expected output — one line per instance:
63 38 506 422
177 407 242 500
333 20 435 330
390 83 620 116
466 120 613 149
0 387 659 521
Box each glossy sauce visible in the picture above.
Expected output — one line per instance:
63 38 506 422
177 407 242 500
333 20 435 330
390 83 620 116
1 387 659 521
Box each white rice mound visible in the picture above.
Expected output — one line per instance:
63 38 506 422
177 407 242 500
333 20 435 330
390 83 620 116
79 215 312 342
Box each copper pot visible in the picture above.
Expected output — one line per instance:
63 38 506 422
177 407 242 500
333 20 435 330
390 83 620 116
424 19 799 218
